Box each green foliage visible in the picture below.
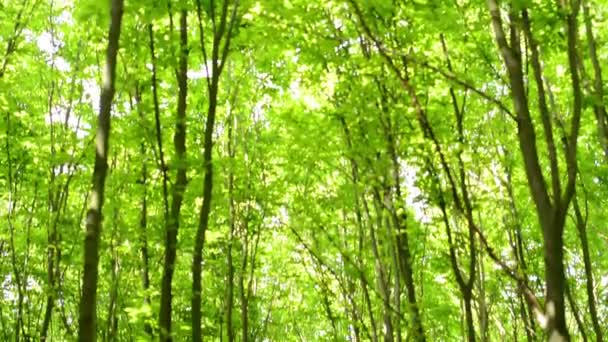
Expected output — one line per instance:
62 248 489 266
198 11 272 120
1 0 608 341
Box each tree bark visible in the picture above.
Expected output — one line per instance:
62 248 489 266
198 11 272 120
573 194 603 342
378 85 426 342
78 0 124 340
106 207 120 341
5 101 25 342
225 113 236 342
565 281 588 341
192 1 239 340
159 9 189 342
486 1 583 340
339 116 379 342
134 85 153 338
581 0 608 160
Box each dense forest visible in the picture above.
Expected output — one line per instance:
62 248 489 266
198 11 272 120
1 0 607 341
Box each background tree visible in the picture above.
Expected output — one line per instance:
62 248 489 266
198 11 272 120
0 0 607 341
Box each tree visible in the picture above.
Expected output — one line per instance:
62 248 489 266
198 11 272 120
1 0 607 341
78 0 124 340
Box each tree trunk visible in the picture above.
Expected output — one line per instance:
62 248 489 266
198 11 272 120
486 2 582 339
225 114 236 342
565 281 588 342
134 85 153 337
581 0 608 160
191 60 218 342
339 117 379 342
5 106 25 342
239 270 249 342
77 0 124 340
106 208 119 341
380 94 426 342
159 9 189 342
192 1 238 339
573 195 603 342
542 212 568 341
464 292 475 342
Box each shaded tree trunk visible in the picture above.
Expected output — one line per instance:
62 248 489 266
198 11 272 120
106 205 120 341
159 9 189 342
5 104 26 342
573 194 603 342
487 1 583 340
339 116 379 342
581 0 608 160
133 85 153 338
377 82 426 342
565 281 588 342
78 0 124 340
192 1 239 340
225 112 236 342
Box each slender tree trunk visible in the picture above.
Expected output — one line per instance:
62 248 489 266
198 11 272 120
106 207 119 341
41 213 57 340
41 70 66 342
477 252 489 342
159 9 188 342
581 0 608 160
370 195 393 342
192 1 238 339
5 106 25 342
134 86 153 338
573 195 603 342
501 163 537 340
373 191 400 342
437 190 476 342
147 23 170 218
239 266 249 342
77 1 123 340
244 222 261 342
487 2 582 339
191 62 218 342
565 281 588 341
225 114 236 342
520 295 534 342
379 95 425 341
316 268 339 341
225 236 235 342
340 218 362 342
339 117 378 342
238 217 251 342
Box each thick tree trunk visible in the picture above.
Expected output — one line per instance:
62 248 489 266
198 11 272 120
464 292 475 342
77 0 124 340
543 213 568 341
